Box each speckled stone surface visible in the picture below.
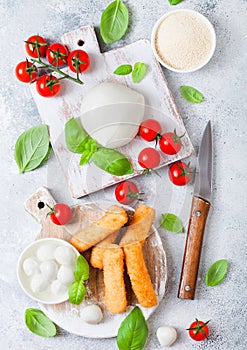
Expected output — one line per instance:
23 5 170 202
0 0 246 349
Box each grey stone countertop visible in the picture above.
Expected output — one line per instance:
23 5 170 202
0 0 246 349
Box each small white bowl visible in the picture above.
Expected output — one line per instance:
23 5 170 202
151 9 216 73
17 238 80 304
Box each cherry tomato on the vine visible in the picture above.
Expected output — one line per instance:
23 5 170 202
139 119 162 142
47 203 72 226
46 43 69 67
138 147 161 174
25 35 47 58
36 74 61 98
115 181 142 205
159 129 184 155
168 161 193 186
67 49 90 73
187 319 210 341
15 60 37 83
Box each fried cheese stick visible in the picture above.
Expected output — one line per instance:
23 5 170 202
124 242 157 308
103 245 127 314
90 230 119 269
70 205 128 252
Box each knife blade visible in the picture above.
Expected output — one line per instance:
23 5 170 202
178 121 212 299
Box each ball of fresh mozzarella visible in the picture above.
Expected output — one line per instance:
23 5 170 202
80 82 145 148
36 244 55 261
39 260 58 281
80 305 103 324
23 257 38 276
30 274 48 293
51 279 68 296
57 265 74 285
54 246 76 265
156 326 177 347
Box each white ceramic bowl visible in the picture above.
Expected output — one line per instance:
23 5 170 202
17 238 80 304
151 9 216 73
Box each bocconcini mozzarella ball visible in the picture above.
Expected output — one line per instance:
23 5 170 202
30 274 48 293
39 260 58 281
23 257 39 277
51 279 68 296
57 265 74 285
80 304 103 324
36 244 55 261
54 246 76 265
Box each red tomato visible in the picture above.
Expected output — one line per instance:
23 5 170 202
139 119 162 142
159 129 184 155
138 147 161 174
47 203 72 225
15 60 37 83
36 74 61 98
67 50 90 73
25 35 47 58
187 319 210 341
46 43 69 67
115 181 141 205
168 161 193 186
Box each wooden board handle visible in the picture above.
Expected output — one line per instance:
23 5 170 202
178 196 210 299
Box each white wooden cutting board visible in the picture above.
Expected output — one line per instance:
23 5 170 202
30 26 193 198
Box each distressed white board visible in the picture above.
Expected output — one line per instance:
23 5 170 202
30 26 193 198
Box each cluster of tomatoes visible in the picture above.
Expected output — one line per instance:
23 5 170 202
15 35 90 97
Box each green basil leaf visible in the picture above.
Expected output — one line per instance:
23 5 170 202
65 117 89 153
114 64 132 75
132 62 147 83
68 280 87 305
92 147 133 176
169 0 184 5
117 306 148 350
74 255 89 281
205 259 228 287
14 125 50 173
25 308 56 338
161 213 183 233
79 139 98 166
100 0 129 44
180 86 204 103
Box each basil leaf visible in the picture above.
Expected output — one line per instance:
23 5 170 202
205 259 228 287
117 306 148 350
114 64 132 75
169 0 184 5
79 139 98 166
132 62 147 83
25 308 56 338
68 280 87 305
92 148 133 176
161 213 183 233
100 0 129 44
74 255 89 281
14 125 50 173
180 86 204 103
65 117 88 153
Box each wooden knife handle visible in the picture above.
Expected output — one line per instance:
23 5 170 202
178 196 210 299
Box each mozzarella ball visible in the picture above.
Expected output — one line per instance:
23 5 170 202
54 246 76 265
156 326 177 347
39 260 58 281
23 257 38 276
51 279 68 296
81 305 103 324
30 274 48 293
57 265 74 285
36 244 55 261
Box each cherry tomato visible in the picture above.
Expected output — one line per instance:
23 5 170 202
67 49 90 73
47 203 72 225
139 119 162 142
115 181 142 205
46 43 69 67
138 147 161 174
159 129 184 155
168 161 193 186
15 60 37 83
36 74 61 98
25 35 47 58
187 319 210 341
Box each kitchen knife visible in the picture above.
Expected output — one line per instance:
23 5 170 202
178 121 212 299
